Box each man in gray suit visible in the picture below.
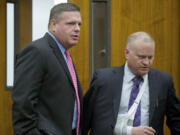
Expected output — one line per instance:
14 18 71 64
83 32 180 135
12 3 83 135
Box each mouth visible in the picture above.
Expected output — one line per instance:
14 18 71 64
141 67 149 71
72 35 79 40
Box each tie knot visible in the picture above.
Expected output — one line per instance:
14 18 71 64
133 76 143 86
65 50 70 57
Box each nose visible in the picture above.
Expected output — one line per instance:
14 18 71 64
143 57 149 65
74 23 80 32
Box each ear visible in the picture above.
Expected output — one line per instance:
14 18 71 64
124 48 129 59
50 19 57 32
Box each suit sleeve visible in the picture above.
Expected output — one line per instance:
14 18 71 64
12 45 44 135
82 71 99 135
166 75 180 134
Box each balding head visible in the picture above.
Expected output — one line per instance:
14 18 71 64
126 32 155 50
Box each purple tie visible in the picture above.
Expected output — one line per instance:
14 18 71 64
65 50 80 135
128 76 143 126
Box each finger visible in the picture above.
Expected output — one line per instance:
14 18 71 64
144 127 156 135
149 127 156 133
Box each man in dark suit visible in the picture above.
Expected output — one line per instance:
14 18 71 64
12 3 83 135
83 32 180 135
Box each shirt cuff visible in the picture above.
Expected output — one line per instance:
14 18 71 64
127 126 132 135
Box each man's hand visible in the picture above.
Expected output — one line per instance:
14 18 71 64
132 126 156 135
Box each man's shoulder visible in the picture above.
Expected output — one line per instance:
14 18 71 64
92 65 124 80
149 68 172 79
95 65 124 74
31 33 51 48
18 33 51 54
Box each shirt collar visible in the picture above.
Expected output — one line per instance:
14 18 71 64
47 31 66 53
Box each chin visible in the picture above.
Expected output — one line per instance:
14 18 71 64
139 71 149 75
71 41 78 45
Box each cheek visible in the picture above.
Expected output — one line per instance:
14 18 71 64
136 60 144 67
64 29 72 38
149 60 153 66
54 26 61 34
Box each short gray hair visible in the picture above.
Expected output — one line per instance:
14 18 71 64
126 32 155 49
48 3 80 28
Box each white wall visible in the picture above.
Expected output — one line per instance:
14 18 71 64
54 0 68 5
32 0 67 41
32 0 54 40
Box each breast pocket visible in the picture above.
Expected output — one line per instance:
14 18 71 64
154 98 167 119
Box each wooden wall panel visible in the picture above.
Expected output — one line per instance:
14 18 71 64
111 0 180 135
0 0 32 134
69 0 90 93
19 0 32 49
0 0 13 134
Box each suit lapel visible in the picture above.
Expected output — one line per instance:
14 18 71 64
112 66 124 123
148 70 159 125
45 33 74 89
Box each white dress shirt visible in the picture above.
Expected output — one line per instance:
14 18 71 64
117 62 150 135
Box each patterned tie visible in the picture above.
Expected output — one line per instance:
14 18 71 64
65 50 80 135
128 76 143 126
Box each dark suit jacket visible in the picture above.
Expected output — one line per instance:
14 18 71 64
83 65 180 135
12 33 83 135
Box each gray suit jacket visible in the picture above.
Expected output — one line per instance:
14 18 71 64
12 33 83 135
83 65 180 135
